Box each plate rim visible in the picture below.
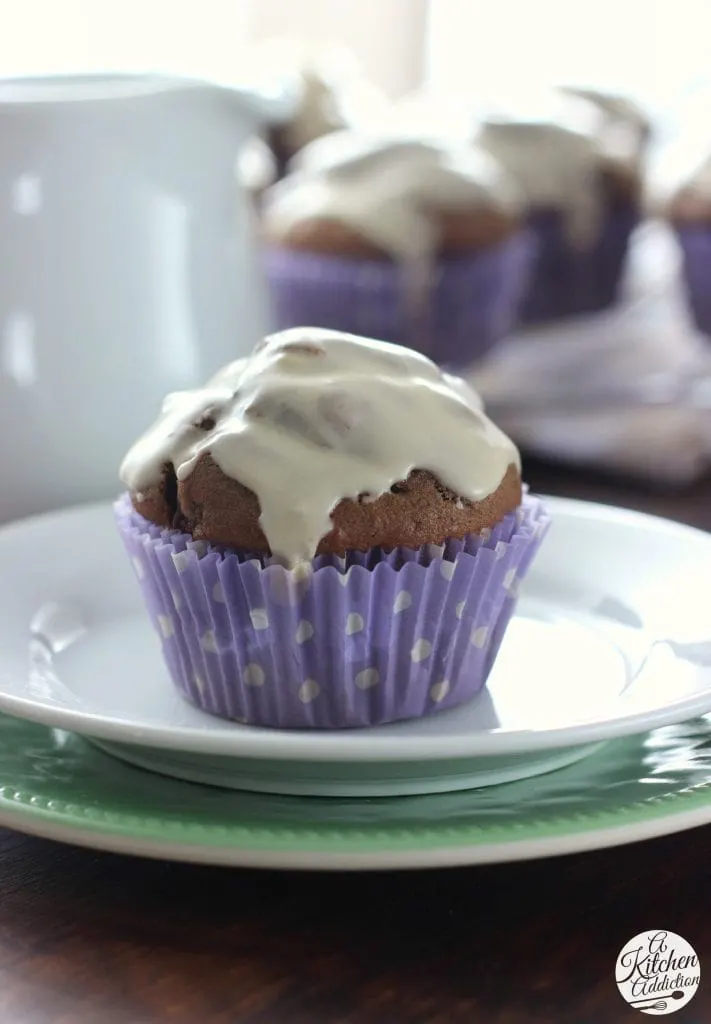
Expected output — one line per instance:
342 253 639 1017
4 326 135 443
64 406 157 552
1 804 711 869
1 495 711 761
1 734 711 869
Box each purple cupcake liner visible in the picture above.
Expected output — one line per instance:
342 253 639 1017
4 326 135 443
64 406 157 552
263 233 535 370
115 492 549 730
675 225 711 336
520 205 640 324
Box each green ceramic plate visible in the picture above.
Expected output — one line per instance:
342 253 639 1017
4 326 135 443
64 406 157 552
1 713 711 869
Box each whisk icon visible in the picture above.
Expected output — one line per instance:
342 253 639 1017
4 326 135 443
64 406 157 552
628 990 685 1012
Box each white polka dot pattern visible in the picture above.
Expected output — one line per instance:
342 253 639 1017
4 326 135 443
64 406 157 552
355 668 379 690
393 590 412 613
411 639 432 663
201 630 218 653
157 615 174 639
244 663 265 687
295 620 314 644
429 680 450 703
117 488 548 730
471 626 488 648
345 613 365 635
299 679 320 703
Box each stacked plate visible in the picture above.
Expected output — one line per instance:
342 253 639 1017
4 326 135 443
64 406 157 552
0 495 711 868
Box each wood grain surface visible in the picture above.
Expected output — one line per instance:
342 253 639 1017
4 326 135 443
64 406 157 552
1 458 710 1024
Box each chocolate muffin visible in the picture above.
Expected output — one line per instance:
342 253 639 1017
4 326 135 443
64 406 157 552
116 328 549 729
261 134 535 368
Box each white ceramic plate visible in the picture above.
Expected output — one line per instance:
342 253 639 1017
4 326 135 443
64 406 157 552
0 499 710 763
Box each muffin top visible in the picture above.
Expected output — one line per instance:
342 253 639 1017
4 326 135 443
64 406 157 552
121 329 521 565
555 85 650 162
474 95 604 246
470 87 642 244
262 134 521 261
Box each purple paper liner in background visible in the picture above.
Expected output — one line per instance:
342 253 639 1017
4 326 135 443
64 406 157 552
115 493 550 730
263 233 535 370
675 225 711 337
519 205 640 325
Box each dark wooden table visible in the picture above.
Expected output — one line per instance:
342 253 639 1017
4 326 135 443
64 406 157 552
2 460 711 1024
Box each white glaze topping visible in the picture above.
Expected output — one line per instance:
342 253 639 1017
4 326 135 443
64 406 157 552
475 106 601 247
556 86 649 167
264 133 520 261
557 86 647 129
120 329 519 565
473 87 645 246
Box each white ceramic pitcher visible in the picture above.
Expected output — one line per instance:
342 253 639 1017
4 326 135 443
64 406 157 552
0 74 287 522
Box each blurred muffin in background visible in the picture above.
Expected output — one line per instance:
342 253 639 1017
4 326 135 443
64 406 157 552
247 38 387 177
667 156 711 336
261 133 535 369
363 86 648 326
474 88 646 324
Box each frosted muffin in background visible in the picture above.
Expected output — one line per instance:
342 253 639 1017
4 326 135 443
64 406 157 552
361 85 648 325
474 88 646 324
262 134 535 369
